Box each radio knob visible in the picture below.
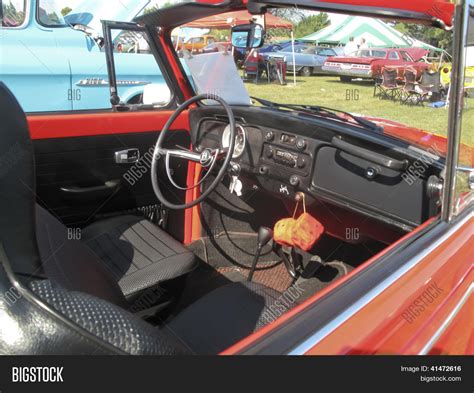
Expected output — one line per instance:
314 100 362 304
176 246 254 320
290 175 300 187
266 147 274 158
296 139 307 151
297 157 306 168
265 131 274 141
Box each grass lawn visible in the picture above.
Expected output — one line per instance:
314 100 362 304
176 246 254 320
244 75 474 147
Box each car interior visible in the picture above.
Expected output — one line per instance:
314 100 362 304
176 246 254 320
0 4 447 356
0 74 444 354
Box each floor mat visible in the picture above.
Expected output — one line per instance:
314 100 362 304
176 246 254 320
188 232 280 268
217 262 294 293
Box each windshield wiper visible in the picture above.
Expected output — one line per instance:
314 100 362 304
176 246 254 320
251 97 383 132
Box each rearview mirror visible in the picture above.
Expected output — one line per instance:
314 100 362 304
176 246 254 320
231 23 264 49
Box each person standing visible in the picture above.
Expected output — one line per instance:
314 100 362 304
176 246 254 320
344 36 358 56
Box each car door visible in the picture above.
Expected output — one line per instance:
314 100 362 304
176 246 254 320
25 24 192 243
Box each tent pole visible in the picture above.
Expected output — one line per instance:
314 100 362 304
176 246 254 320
291 30 296 86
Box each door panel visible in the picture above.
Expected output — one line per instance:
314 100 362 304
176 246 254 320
28 112 191 242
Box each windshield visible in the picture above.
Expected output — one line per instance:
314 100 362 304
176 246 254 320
170 8 467 146
358 49 387 58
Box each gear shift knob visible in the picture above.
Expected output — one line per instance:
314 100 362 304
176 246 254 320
248 227 274 282
257 226 274 248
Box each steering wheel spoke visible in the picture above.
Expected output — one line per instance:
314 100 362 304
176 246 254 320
159 148 202 164
151 94 236 210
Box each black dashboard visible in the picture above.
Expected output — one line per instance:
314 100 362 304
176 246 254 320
190 106 443 232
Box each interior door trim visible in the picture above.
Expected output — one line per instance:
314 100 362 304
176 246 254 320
28 111 189 140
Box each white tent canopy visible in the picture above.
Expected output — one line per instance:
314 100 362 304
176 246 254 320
301 16 442 52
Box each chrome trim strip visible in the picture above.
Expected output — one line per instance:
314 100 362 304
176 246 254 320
441 1 468 222
419 283 473 355
288 212 472 355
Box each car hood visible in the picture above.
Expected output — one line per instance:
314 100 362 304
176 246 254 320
65 0 150 32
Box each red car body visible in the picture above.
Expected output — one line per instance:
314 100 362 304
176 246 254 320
1 0 471 357
323 48 431 80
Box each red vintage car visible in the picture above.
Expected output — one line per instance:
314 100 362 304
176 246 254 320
0 0 472 361
323 47 431 82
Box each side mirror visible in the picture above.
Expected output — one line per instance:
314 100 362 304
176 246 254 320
142 83 171 106
231 23 264 49
64 12 94 27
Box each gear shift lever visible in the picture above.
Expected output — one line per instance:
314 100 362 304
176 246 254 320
247 227 274 282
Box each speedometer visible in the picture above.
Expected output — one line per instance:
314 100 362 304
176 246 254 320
222 124 247 159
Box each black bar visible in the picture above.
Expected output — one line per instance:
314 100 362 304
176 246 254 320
0 356 472 393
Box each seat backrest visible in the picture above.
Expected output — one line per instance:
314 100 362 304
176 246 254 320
382 68 398 88
0 83 43 278
403 68 418 90
420 70 441 92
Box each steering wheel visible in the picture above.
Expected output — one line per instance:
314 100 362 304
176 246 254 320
151 94 236 210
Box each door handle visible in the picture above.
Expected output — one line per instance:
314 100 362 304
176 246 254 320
60 180 120 194
115 148 140 164
332 137 408 171
60 180 121 201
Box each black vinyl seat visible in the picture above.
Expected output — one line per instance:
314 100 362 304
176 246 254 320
35 205 197 305
81 215 196 299
36 207 197 303
0 82 287 355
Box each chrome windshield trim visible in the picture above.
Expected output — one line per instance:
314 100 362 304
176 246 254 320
441 1 469 222
288 211 472 355
419 283 473 355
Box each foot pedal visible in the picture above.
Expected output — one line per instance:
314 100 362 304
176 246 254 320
301 256 325 279
276 246 304 279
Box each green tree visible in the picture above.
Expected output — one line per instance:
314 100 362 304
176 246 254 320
294 13 329 39
61 7 72 17
394 22 453 53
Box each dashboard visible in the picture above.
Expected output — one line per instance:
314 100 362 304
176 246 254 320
190 107 443 232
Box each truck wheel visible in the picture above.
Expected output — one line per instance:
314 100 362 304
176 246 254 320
340 76 352 83
300 67 312 77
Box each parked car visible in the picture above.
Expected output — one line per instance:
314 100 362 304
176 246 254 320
201 42 232 54
259 40 306 53
180 35 217 53
246 43 316 77
267 46 345 76
323 47 431 82
0 0 169 112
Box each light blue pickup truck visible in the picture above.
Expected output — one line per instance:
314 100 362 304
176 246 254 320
0 0 169 112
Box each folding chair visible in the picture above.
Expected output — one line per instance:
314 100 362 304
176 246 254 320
373 67 401 100
243 49 263 82
400 68 423 105
266 57 287 85
419 69 443 102
400 68 440 105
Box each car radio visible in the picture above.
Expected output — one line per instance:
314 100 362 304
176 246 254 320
275 149 299 167
264 144 306 169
